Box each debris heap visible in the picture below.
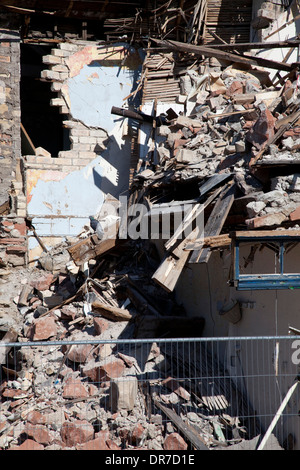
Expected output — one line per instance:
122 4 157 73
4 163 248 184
0 232 282 450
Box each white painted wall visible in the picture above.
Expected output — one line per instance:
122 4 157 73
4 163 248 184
251 1 300 79
173 242 300 447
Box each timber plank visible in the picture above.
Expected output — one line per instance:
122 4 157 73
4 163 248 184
153 397 209 450
189 184 235 264
164 184 226 252
152 227 199 293
68 235 117 265
92 300 132 322
151 38 295 72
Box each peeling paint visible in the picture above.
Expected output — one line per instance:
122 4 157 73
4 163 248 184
26 169 68 204
27 42 142 255
66 62 136 131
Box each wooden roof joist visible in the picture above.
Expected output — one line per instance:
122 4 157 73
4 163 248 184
150 38 299 73
0 0 143 20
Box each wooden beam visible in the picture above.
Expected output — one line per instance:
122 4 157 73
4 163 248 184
68 234 118 266
185 234 231 251
92 300 132 322
151 38 297 72
164 184 226 252
204 39 300 52
232 230 300 240
152 396 209 450
189 184 235 264
152 227 199 293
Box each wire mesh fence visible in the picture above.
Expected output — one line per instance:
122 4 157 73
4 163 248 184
0 335 300 450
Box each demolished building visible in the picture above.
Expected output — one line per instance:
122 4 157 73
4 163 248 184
0 0 300 451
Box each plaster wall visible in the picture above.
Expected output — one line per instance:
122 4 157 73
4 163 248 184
174 242 300 448
251 1 300 79
25 42 143 262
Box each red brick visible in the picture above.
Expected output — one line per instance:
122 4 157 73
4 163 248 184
82 358 125 382
60 420 94 447
67 344 93 364
14 222 27 236
163 433 188 451
246 108 276 150
6 246 26 254
62 377 89 399
283 126 300 138
1 220 13 227
26 410 46 425
290 206 300 221
227 80 244 97
0 55 10 63
93 317 109 335
2 389 27 399
173 138 187 150
106 440 121 450
9 439 44 451
0 238 25 244
28 316 58 341
24 423 53 446
77 430 110 450
246 212 287 229
162 377 191 400
31 273 54 291
131 423 146 445
9 399 25 409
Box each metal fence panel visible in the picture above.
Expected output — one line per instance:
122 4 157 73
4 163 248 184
0 336 299 450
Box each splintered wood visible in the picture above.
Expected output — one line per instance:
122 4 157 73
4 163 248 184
68 236 117 266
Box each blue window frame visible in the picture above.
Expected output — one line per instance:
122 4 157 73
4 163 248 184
232 231 300 290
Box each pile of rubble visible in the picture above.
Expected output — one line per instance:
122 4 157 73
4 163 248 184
133 62 300 232
0 234 283 451
2 42 297 451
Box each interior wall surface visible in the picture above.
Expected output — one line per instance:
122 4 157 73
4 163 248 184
25 42 143 261
174 242 300 448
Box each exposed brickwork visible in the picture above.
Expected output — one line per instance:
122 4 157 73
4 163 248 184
0 216 27 266
24 41 109 175
0 29 21 207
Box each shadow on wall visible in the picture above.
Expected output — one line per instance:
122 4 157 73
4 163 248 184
92 128 132 199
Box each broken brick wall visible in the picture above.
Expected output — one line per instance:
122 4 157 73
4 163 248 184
0 23 27 267
0 29 21 206
23 41 143 262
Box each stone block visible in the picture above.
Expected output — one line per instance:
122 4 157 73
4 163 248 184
41 70 61 81
176 148 199 164
109 376 138 412
246 212 287 229
42 54 62 65
246 201 266 218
